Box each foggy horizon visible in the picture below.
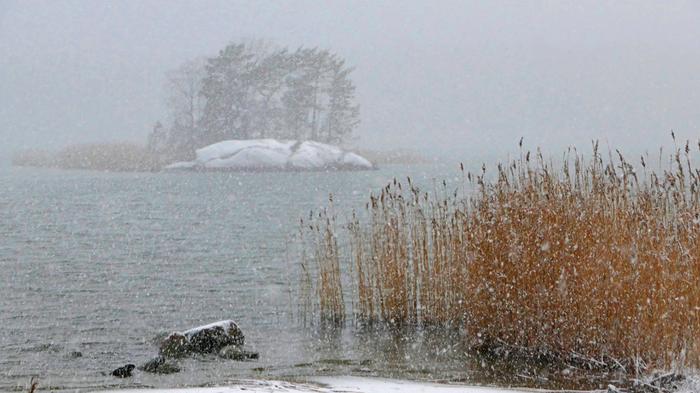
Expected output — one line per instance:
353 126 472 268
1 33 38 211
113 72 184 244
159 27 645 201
2 0 700 162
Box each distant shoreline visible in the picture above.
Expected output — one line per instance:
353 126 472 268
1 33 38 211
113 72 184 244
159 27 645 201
11 141 426 173
11 142 162 172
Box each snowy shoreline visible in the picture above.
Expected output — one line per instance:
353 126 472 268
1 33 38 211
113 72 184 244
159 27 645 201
87 375 700 393
90 376 540 393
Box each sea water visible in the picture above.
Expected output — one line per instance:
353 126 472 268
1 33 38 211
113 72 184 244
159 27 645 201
1 164 483 392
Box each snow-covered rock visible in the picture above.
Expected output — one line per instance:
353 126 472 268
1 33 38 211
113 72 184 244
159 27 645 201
159 320 246 357
288 141 344 169
163 139 374 171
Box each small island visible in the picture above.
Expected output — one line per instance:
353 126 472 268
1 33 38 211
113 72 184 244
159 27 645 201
12 40 374 173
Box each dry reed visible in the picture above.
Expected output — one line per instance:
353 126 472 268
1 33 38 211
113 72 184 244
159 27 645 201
27 377 38 393
303 140 700 370
301 203 345 325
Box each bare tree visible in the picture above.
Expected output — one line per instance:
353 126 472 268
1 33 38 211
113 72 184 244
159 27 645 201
163 58 206 158
165 58 206 131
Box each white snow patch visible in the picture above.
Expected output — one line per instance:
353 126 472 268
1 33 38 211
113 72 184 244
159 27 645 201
163 161 198 170
181 320 239 337
163 139 374 171
288 141 344 169
205 146 289 169
196 139 295 163
679 375 700 393
342 152 373 168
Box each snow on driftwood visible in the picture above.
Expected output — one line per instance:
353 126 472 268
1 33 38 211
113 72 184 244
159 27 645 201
164 139 374 171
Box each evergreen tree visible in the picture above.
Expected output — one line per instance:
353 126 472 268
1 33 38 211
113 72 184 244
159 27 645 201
159 40 361 160
324 58 360 144
199 43 258 144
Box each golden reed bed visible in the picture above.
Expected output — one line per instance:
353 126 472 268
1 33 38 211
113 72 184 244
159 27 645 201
301 139 700 371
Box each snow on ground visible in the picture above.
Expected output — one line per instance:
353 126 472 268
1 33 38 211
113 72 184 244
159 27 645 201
164 139 374 171
91 376 551 393
677 375 700 393
310 376 541 392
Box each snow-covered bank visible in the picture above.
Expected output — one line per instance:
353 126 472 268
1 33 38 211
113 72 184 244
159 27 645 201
91 376 535 393
88 374 700 393
311 376 535 392
164 139 374 171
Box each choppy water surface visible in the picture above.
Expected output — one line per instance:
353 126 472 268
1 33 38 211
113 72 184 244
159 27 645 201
1 164 494 392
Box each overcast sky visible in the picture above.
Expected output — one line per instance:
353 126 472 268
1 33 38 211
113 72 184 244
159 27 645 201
1 0 699 160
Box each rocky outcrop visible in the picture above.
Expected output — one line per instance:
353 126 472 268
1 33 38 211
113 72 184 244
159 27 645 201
164 139 375 171
218 344 259 360
111 364 135 378
186 320 245 353
159 320 246 358
139 356 181 374
159 332 190 358
111 320 255 378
